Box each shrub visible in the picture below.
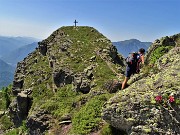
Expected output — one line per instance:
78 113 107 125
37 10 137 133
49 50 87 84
0 85 12 111
150 46 173 64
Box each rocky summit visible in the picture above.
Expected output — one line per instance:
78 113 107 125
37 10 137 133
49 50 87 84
6 26 125 135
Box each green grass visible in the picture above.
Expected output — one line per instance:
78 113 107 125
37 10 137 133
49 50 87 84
0 115 13 130
40 84 81 117
177 38 180 46
100 124 113 135
72 94 111 135
4 120 28 135
0 85 13 111
5 129 19 135
94 56 117 87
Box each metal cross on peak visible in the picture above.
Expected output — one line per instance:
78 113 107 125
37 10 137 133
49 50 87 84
74 19 78 27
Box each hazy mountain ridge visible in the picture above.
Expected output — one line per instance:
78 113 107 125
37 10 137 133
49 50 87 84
113 39 152 57
0 71 14 88
0 59 14 73
0 36 39 88
0 36 39 57
0 59 15 89
1 42 38 66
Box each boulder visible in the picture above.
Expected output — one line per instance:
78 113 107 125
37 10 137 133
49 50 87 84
9 89 32 126
60 42 71 52
103 79 121 93
73 74 91 94
27 109 52 135
84 65 94 80
53 68 73 87
17 90 32 118
38 42 47 56
12 79 24 95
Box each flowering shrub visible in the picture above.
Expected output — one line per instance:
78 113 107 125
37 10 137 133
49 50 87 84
169 96 175 103
155 95 162 102
154 95 176 109
155 95 175 103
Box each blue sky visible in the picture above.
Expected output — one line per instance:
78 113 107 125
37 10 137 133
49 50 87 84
0 0 180 42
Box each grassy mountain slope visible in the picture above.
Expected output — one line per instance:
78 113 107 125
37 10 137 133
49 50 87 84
3 26 125 135
145 34 180 65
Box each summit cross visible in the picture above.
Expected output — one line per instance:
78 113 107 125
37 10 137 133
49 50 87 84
74 19 78 27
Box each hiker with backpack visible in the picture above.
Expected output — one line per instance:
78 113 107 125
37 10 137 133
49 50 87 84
121 48 145 90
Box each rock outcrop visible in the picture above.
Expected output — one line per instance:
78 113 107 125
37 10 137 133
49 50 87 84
27 109 52 135
145 33 180 64
102 47 180 135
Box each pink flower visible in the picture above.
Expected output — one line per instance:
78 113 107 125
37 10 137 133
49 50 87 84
155 95 162 102
169 96 175 103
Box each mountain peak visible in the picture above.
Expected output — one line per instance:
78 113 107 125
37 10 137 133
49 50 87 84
8 26 125 134
125 38 140 42
113 39 152 57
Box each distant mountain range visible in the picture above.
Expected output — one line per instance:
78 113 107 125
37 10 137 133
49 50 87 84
112 39 152 57
0 36 39 57
0 59 15 89
1 42 38 66
0 36 39 88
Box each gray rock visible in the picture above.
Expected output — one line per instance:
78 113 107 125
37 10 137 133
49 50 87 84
60 42 71 52
84 65 94 80
38 42 47 56
8 89 32 126
53 68 73 87
27 109 51 135
73 74 91 94
103 79 121 93
12 79 24 95
90 55 96 61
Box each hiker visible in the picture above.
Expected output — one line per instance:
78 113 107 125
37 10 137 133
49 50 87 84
121 48 145 90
